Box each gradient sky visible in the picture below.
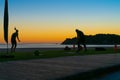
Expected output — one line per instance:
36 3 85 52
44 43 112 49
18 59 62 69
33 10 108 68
0 0 120 43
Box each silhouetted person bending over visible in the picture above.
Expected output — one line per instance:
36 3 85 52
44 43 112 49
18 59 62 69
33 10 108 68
11 28 20 53
76 29 87 52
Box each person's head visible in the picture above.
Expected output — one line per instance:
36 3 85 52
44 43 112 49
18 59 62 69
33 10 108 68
14 27 19 33
76 29 79 32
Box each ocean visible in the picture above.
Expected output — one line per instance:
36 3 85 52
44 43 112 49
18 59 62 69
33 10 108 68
0 43 119 49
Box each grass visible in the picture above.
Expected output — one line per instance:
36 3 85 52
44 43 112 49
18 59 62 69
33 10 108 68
0 48 120 62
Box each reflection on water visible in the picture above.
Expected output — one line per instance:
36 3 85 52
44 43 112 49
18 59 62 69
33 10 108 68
0 43 119 48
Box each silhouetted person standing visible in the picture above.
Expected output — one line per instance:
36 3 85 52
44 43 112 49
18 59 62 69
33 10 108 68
76 29 87 52
11 28 20 53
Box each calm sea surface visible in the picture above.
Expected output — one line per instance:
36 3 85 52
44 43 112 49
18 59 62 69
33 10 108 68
0 43 119 48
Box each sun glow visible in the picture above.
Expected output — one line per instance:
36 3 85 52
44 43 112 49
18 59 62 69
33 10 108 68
0 0 120 44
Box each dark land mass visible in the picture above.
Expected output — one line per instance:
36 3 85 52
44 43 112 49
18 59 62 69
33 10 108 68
62 34 120 45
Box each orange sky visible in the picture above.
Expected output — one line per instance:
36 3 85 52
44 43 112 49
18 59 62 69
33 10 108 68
0 0 120 44
0 23 120 44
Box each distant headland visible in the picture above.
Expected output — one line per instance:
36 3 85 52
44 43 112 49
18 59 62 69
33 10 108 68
62 34 120 45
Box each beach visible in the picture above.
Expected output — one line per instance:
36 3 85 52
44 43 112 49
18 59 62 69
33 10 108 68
0 47 115 53
0 43 119 53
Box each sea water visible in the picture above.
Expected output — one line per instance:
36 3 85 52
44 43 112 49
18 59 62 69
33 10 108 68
0 43 118 48
0 43 66 48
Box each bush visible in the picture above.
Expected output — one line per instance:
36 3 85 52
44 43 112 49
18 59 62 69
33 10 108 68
34 50 40 56
64 46 71 51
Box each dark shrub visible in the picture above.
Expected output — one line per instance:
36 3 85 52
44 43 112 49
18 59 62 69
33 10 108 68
34 50 40 56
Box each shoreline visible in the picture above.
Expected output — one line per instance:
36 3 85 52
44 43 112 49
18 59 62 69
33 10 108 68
0 46 115 53
0 43 119 48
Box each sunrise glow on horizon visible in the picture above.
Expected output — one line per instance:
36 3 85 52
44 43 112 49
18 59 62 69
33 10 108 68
0 0 120 44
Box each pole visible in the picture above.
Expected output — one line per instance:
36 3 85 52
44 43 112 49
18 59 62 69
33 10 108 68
4 0 9 54
7 43 8 54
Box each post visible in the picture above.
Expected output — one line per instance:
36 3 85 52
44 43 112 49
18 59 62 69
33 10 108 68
7 43 8 54
114 44 118 53
4 0 9 54
73 44 75 49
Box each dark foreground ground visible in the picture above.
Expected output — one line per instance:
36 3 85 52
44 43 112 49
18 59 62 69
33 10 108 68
0 53 120 80
0 48 63 53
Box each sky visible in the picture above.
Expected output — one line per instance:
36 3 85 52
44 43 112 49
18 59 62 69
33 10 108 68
0 0 120 43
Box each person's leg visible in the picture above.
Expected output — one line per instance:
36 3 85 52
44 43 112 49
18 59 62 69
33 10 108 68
83 43 87 51
76 41 80 53
11 42 14 53
13 42 17 52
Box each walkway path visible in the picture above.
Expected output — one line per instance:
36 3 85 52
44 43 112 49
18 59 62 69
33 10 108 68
0 54 120 80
